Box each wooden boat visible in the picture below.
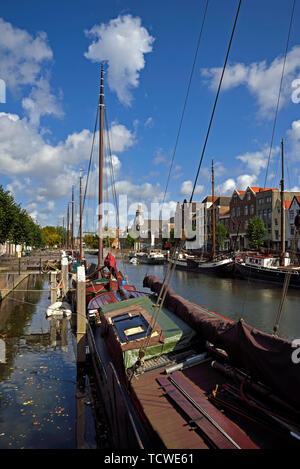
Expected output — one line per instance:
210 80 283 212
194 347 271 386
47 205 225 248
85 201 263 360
138 249 166 265
86 272 300 449
172 162 234 276
234 252 300 288
82 11 300 447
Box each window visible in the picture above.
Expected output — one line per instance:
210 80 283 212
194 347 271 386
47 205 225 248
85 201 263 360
267 208 271 219
275 230 279 240
237 207 240 217
232 207 235 217
290 210 294 220
263 209 266 218
291 227 295 235
247 192 251 201
233 194 237 204
245 205 248 216
275 218 278 225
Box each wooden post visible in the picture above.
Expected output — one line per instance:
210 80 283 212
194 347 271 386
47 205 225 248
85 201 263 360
76 266 86 363
61 256 69 298
50 272 57 304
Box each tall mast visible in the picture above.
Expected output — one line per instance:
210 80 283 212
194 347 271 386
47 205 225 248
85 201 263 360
67 203 70 249
71 185 74 251
280 139 285 266
62 217 65 248
212 159 216 261
98 63 104 273
79 170 83 262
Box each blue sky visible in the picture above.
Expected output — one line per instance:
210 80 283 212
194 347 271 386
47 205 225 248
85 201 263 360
1 0 300 231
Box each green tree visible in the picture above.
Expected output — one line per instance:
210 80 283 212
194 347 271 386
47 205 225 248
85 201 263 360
125 234 137 248
246 216 266 249
42 226 61 247
0 186 18 244
215 222 228 248
83 234 99 249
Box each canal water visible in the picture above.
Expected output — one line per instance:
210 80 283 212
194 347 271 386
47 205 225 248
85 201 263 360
89 255 300 341
0 274 98 449
0 258 299 449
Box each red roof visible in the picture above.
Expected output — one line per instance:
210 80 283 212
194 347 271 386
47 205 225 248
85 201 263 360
219 209 230 216
284 200 292 210
249 186 278 193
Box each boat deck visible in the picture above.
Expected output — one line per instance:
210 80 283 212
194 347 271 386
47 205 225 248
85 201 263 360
130 359 294 449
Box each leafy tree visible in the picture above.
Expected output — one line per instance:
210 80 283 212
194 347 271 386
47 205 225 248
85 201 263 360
83 234 99 249
246 216 267 249
42 226 61 247
0 186 18 244
125 234 137 248
215 222 228 248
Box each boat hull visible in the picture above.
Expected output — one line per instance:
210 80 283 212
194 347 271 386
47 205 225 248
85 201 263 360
171 257 234 276
234 261 300 288
139 257 166 265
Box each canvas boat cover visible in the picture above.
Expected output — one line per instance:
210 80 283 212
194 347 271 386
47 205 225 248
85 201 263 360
143 275 300 409
99 295 196 369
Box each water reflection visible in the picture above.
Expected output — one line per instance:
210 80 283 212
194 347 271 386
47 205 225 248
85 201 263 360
0 274 88 449
100 257 300 341
48 317 69 351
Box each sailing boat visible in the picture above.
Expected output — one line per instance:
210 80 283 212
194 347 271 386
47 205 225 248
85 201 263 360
83 4 300 449
171 161 234 275
234 140 300 288
84 63 139 305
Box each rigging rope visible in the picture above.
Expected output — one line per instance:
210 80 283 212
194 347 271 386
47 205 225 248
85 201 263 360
263 0 296 189
190 0 241 203
144 0 210 281
134 0 242 370
162 0 210 205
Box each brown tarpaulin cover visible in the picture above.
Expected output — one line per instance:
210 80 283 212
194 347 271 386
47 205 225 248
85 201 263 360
143 275 300 409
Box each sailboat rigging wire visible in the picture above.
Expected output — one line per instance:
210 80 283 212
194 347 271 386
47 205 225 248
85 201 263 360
82 100 100 215
263 0 296 189
273 272 291 335
135 0 243 368
162 0 210 205
104 106 128 278
190 0 242 203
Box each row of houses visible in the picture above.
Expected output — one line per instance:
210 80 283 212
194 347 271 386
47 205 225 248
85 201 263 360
128 186 300 252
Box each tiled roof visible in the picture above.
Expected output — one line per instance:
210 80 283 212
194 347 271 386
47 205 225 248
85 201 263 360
249 186 278 193
284 200 292 210
219 209 230 216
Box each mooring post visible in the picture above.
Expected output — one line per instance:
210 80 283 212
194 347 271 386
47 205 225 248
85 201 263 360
50 271 57 304
61 256 69 299
76 266 86 363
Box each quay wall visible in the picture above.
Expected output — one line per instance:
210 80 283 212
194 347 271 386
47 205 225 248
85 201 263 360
0 272 29 301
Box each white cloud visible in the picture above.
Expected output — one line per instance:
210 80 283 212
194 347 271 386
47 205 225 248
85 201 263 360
105 122 136 152
236 146 280 175
287 120 300 161
144 117 153 127
180 180 204 197
22 78 63 126
84 15 154 105
0 112 135 207
202 46 300 117
0 18 52 92
0 18 62 126
215 174 258 196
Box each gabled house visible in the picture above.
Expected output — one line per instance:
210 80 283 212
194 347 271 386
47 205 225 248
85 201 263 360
287 195 300 251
